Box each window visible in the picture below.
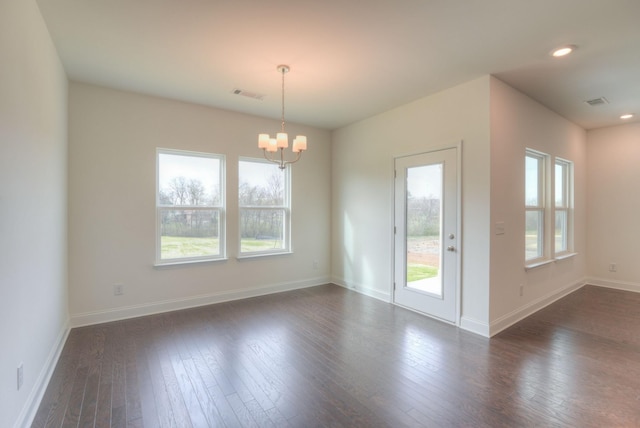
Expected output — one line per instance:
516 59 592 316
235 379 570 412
525 150 575 266
525 150 547 262
156 149 225 264
554 158 573 255
238 158 290 256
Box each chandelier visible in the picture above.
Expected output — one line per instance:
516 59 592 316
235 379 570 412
258 65 307 169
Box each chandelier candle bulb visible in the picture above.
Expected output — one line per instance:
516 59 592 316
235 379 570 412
258 133 270 149
276 132 288 148
267 138 278 152
292 136 307 153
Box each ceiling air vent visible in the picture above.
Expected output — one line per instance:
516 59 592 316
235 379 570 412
232 88 265 101
584 97 609 107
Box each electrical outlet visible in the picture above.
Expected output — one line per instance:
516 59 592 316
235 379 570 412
313 260 319 270
113 284 124 295
519 284 524 297
609 263 617 272
17 363 23 390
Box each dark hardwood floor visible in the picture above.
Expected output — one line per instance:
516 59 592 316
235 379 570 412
32 284 640 427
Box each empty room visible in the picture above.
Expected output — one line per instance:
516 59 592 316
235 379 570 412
2 1 640 427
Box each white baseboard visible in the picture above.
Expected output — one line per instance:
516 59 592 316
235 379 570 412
586 277 640 293
460 316 491 337
71 276 330 328
331 276 392 303
14 318 70 428
333 276 593 339
489 278 586 337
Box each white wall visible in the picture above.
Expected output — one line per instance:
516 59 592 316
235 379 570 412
68 83 331 324
0 1 69 427
587 122 640 292
489 77 587 333
331 77 492 330
331 75 591 336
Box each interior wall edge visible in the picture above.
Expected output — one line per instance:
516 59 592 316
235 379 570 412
459 316 491 337
331 277 392 303
13 319 70 428
488 278 587 337
69 277 329 328
586 278 640 294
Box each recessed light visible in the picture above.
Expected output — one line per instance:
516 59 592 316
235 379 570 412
551 45 577 57
620 114 634 120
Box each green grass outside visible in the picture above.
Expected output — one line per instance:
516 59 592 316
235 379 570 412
161 236 219 259
407 264 438 282
240 238 283 253
161 236 283 259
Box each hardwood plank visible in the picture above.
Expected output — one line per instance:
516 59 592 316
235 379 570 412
77 327 106 427
150 316 193 428
125 325 143 425
32 284 640 427
62 365 88 427
131 319 161 428
143 331 178 428
110 322 127 427
164 333 209 427
94 325 115 427
172 310 238 427
31 330 83 427
226 393 259 428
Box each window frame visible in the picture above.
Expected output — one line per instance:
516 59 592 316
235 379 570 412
554 157 573 257
238 157 291 258
155 148 226 265
525 149 550 266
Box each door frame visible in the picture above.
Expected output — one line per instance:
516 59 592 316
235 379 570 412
392 141 462 325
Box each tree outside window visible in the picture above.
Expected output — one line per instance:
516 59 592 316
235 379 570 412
156 149 225 263
239 158 290 255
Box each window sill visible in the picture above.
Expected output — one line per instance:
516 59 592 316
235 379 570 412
525 252 578 270
154 257 228 268
236 251 293 261
554 252 578 261
524 259 554 271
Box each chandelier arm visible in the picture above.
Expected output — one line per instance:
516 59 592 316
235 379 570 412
262 149 278 165
262 148 287 170
287 150 303 165
262 148 303 170
280 150 303 169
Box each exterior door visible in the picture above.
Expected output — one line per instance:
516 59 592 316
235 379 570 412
394 147 459 323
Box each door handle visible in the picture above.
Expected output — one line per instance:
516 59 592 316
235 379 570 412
447 246 456 252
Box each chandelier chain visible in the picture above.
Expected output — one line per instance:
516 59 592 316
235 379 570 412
281 66 286 132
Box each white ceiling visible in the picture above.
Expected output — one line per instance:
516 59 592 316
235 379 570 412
36 0 640 130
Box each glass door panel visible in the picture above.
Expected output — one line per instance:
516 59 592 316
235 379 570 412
406 164 443 297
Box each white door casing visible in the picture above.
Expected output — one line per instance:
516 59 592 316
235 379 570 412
394 145 460 323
